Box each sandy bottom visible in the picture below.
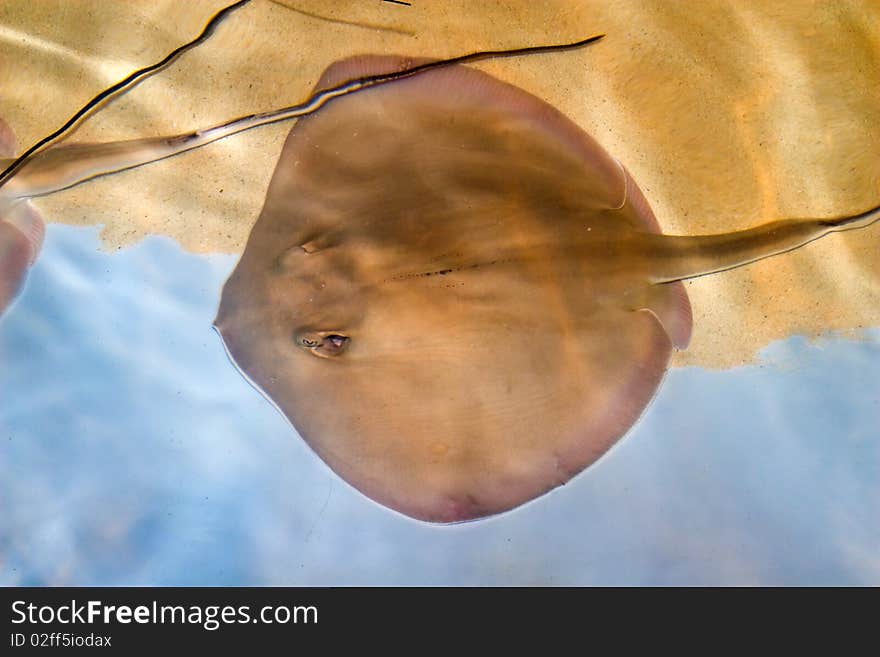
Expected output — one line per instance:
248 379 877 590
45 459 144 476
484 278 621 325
1 0 878 367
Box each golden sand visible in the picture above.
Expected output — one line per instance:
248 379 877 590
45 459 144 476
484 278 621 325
1 0 877 367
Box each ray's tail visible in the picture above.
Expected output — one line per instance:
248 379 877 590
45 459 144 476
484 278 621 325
648 204 880 284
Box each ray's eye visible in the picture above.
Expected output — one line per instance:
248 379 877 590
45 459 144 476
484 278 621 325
324 334 350 354
296 331 351 357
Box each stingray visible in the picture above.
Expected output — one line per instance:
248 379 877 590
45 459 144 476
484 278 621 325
0 119 44 314
213 56 879 523
1 33 877 524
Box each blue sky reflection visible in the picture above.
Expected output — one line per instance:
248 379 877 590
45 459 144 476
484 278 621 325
0 224 877 585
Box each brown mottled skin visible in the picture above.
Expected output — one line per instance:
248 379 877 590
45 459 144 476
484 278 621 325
214 57 878 522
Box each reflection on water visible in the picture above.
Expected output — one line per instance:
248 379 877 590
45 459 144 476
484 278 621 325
1 0 878 584
0 225 877 585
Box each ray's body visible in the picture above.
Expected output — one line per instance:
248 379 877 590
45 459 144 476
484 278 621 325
215 57 878 522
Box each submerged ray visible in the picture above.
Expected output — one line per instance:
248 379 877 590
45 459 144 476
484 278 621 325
0 0 254 190
214 56 878 522
0 119 45 315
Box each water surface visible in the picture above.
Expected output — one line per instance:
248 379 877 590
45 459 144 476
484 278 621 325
1 224 877 585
